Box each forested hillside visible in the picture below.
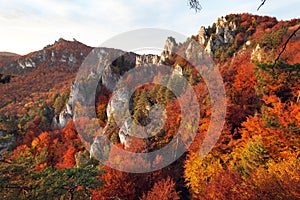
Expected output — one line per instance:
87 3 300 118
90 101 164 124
0 14 299 199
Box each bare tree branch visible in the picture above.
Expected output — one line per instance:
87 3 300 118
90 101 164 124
257 0 267 11
188 0 202 12
274 25 300 65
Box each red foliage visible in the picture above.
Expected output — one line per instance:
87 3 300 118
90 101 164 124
205 169 246 200
56 145 77 169
16 120 83 168
141 177 180 200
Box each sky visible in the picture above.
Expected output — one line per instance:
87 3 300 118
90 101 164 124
0 0 299 55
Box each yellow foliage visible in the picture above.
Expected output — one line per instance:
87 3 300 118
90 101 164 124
184 152 222 198
267 157 300 184
247 157 300 199
31 138 39 148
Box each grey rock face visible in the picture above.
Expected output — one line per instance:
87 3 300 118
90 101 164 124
54 48 145 132
17 58 36 68
118 120 133 148
106 87 130 119
32 50 47 62
161 36 178 62
90 135 109 160
9 46 83 72
202 17 237 55
164 36 178 56
52 83 76 129
52 109 72 129
60 55 67 63
185 38 204 60
101 64 120 92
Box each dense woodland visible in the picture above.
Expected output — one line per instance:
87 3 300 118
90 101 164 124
0 14 300 199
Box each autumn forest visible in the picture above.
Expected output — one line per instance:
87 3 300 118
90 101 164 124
0 13 300 199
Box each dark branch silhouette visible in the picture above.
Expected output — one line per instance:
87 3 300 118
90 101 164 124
274 25 300 65
257 0 267 11
255 0 300 66
188 0 202 12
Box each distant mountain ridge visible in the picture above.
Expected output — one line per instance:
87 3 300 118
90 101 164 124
0 38 93 75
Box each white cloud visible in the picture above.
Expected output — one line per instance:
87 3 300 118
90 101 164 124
0 0 299 54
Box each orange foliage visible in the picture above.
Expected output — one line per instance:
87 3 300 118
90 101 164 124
242 95 300 159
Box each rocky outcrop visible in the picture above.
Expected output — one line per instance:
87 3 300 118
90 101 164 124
54 48 159 132
56 35 209 154
15 50 78 69
106 87 130 119
161 37 178 62
32 50 47 62
17 58 36 68
55 27 234 154
201 17 236 55
185 38 205 60
118 120 133 148
101 64 121 92
51 51 56 63
174 64 183 75
52 108 72 129
136 54 160 66
251 44 263 62
90 135 110 160
52 84 76 129
198 26 207 46
204 36 214 55
164 36 178 56
59 47 161 126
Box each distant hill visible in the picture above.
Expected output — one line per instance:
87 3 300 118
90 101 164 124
0 52 19 71
0 38 93 116
0 38 92 75
0 52 19 57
